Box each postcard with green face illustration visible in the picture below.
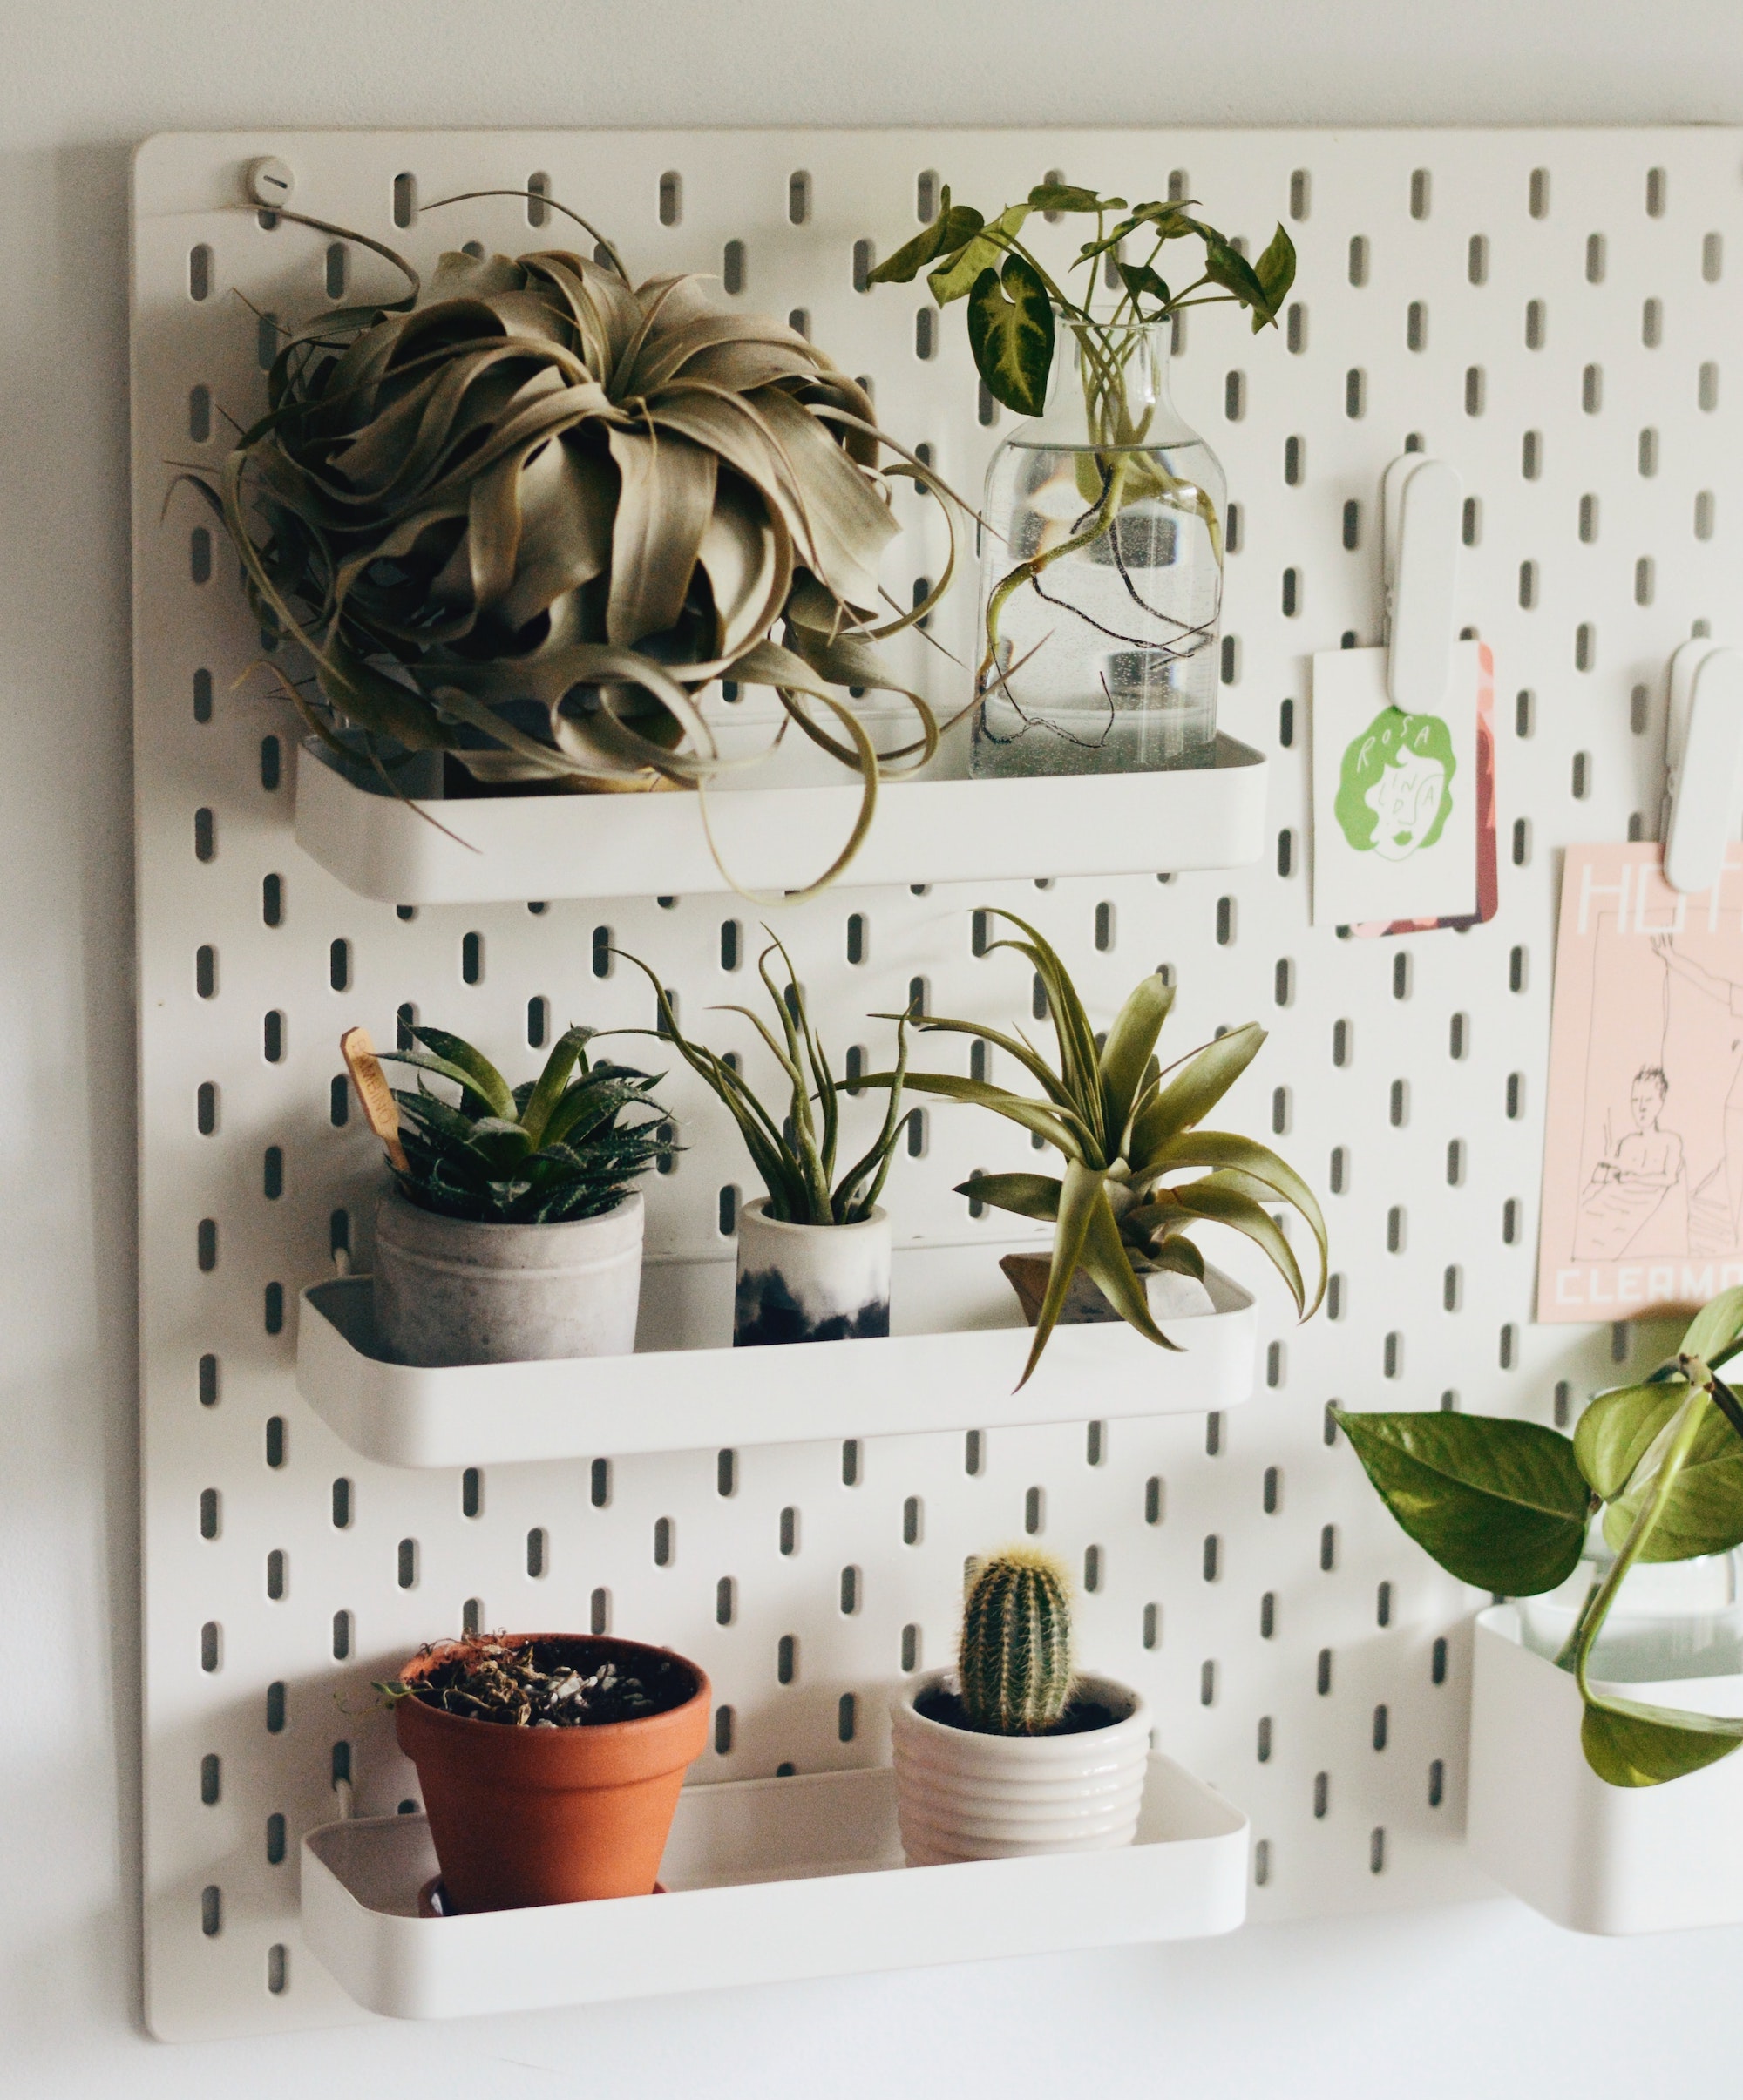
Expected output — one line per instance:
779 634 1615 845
1310 641 1481 928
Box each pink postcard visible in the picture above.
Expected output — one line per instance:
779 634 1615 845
1538 843 1743 1323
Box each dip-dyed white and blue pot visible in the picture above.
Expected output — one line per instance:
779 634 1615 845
732 1201 892 1346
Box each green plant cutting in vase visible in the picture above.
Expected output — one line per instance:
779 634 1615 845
180 187 964 894
864 911 1326 1385
1334 1286 1743 1786
868 181 1294 708
614 934 911 1227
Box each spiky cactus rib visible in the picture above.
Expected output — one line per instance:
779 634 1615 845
960 1546 1075 1735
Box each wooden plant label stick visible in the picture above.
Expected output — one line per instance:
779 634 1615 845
340 1026 410 1172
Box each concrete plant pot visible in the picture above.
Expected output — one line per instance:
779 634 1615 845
891 1670 1151 1866
732 1201 891 1345
373 1188 644 1367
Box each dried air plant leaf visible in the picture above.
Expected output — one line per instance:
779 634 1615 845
185 194 967 892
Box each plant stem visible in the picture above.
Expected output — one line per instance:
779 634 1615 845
1571 1386 1711 1705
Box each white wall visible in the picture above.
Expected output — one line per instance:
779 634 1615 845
3 3 1742 2090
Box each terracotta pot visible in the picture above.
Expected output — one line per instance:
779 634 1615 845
393 1634 709 1913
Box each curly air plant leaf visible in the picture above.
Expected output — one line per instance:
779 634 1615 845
869 180 1295 705
856 910 1326 1387
184 193 964 896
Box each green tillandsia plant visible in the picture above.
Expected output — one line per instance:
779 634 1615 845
1333 1286 1743 1787
381 1022 673 1223
615 935 911 1226
863 910 1326 1385
179 188 965 896
868 180 1294 697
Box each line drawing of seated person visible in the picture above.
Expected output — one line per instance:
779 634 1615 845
1575 1064 1686 1259
1333 708 1457 864
1651 932 1743 1242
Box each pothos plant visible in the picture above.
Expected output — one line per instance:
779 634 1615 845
1335 1287 1743 1788
868 181 1295 700
181 188 962 894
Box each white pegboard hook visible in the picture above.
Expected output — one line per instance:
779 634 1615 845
1380 453 1462 714
1663 636 1743 893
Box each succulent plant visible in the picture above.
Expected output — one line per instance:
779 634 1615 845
382 1022 672 1224
959 1546 1075 1735
187 190 961 892
867 909 1327 1385
617 933 910 1227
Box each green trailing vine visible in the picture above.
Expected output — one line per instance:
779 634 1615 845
1335 1286 1743 1786
870 182 1295 701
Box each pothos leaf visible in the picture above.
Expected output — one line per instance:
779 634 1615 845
1574 1379 1686 1501
1332 1407 1591 1595
966 254 1055 417
1601 1392 1743 1561
1581 1694 1743 1787
1682 1284 1743 1365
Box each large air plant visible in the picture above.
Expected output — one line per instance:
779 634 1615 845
187 192 958 891
869 911 1326 1385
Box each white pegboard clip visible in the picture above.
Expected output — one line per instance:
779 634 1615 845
1663 636 1743 894
1380 453 1462 714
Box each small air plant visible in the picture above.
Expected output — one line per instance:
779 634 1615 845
959 1547 1075 1736
616 934 910 1227
381 1022 673 1223
865 910 1326 1385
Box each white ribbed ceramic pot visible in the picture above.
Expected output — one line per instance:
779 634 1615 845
373 1189 644 1367
732 1201 891 1346
890 1670 1150 1866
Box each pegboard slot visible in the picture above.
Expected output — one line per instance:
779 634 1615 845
300 1758 1247 2019
295 1257 1259 1466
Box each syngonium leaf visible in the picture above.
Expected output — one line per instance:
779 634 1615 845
865 192 987 286
1190 220 1292 330
1027 182 1121 213
1332 1407 1591 1594
928 205 1034 305
966 254 1056 418
1116 261 1171 310
1252 224 1298 318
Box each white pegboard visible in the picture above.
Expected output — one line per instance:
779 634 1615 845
131 127 1741 2038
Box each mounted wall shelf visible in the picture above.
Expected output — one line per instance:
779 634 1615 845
1467 1606 1743 1935
291 735 1271 905
296 1253 1258 1467
301 1756 1248 2018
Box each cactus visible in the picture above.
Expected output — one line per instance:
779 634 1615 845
959 1547 1075 1735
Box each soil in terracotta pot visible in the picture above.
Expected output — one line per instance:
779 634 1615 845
391 1634 696 1727
914 1683 1124 1736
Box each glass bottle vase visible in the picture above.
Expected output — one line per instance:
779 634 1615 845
972 320 1225 778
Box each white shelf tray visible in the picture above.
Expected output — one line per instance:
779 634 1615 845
301 1754 1248 2018
1468 1605 1743 1935
292 735 1270 904
295 1253 1258 1467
